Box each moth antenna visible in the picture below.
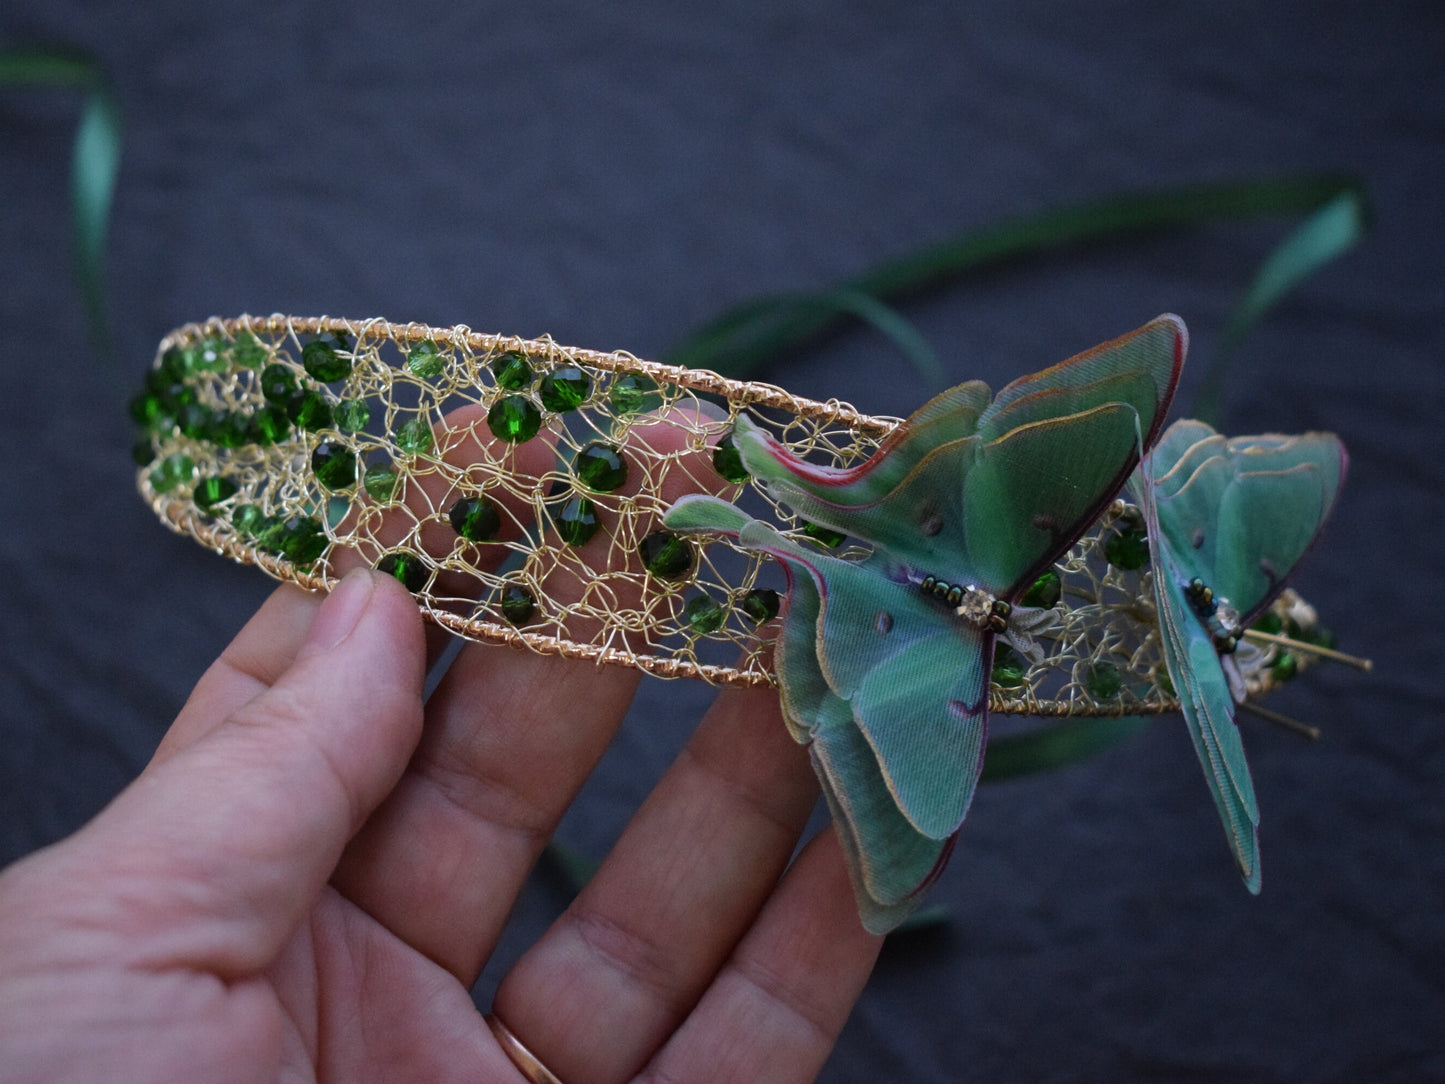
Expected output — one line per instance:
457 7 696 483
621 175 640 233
1239 700 1321 741
1242 629 1374 672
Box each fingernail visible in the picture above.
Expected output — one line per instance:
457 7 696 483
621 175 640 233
303 569 375 655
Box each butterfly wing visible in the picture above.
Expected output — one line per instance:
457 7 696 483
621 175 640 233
1139 420 1347 890
730 315 1184 597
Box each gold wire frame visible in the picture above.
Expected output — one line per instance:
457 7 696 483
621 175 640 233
135 315 1317 717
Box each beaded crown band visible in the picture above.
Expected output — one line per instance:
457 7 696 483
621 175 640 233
132 315 1341 718
134 313 1369 931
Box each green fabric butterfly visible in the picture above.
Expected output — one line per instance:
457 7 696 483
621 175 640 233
1133 419 1346 891
666 316 1185 931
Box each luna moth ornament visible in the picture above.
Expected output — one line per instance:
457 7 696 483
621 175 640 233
1133 419 1346 891
668 315 1185 930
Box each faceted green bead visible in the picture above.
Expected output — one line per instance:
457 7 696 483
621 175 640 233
158 345 190 382
129 392 164 428
377 551 429 592
1104 526 1150 571
685 594 727 635
208 411 252 449
335 398 371 432
539 366 591 412
609 373 658 415
302 335 352 382
1303 625 1336 650
449 495 503 542
639 531 694 580
991 644 1027 689
1020 570 1062 609
193 476 238 511
249 404 290 445
282 516 328 564
553 496 600 546
1086 661 1123 700
487 394 543 443
131 438 156 466
363 464 400 502
231 331 267 369
1252 611 1283 635
395 416 435 456
406 340 447 380
260 362 299 403
574 442 628 492
491 351 533 390
1271 651 1299 682
1154 666 1175 698
231 503 267 536
178 402 215 440
712 436 748 483
148 452 194 493
802 521 846 548
740 588 781 624
287 390 333 431
194 337 227 371
311 440 358 490
498 583 536 625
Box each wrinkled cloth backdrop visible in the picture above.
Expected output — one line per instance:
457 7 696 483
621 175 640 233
2 3 1442 1080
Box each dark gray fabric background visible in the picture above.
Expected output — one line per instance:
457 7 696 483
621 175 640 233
3 3 1442 1080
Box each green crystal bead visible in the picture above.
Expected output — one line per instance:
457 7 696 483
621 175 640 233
148 452 194 493
281 516 328 564
302 335 352 382
1271 651 1299 682
487 394 543 443
685 594 727 634
129 392 162 427
363 464 400 502
1020 570 1062 609
377 551 429 592
712 435 748 484
231 331 267 369
991 644 1027 689
158 344 190 382
260 362 299 403
131 438 156 466
539 366 592 412
449 495 502 541
311 440 358 490
498 583 536 625
1252 611 1283 635
491 351 533 390
208 411 251 449
553 496 600 546
193 476 238 511
609 373 658 415
1303 625 1336 650
639 531 694 580
1086 661 1123 700
287 390 333 431
574 442 628 492
194 337 227 371
802 521 846 548
178 402 214 440
335 398 371 432
249 404 290 445
396 416 435 456
740 588 781 624
406 340 446 379
1154 666 1175 698
1104 526 1150 571
231 503 267 536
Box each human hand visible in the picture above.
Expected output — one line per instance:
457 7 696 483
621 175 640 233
0 561 881 1081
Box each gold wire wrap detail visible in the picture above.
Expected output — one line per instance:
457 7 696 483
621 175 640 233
136 316 1318 717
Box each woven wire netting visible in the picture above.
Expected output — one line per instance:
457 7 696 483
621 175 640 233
135 316 1310 714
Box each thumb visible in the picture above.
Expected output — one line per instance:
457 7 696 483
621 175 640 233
54 569 426 975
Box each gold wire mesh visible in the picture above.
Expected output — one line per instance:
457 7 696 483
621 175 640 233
135 316 1315 715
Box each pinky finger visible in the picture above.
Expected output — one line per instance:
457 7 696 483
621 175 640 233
639 827 883 1084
